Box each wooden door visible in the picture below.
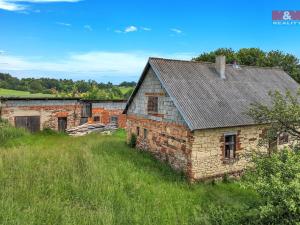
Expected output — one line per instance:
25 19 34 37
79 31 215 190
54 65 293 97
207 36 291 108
58 117 67 132
15 116 40 133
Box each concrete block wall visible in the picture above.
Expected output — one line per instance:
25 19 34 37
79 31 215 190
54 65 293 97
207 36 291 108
127 67 186 125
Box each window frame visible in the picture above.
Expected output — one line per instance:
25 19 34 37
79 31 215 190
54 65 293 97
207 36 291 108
93 116 100 122
110 116 118 124
224 134 237 159
147 96 158 114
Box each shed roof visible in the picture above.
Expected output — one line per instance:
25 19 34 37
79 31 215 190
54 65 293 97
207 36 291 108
124 57 300 131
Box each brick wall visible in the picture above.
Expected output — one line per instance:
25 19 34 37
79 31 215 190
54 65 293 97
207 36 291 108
89 107 126 128
127 115 193 173
0 100 81 130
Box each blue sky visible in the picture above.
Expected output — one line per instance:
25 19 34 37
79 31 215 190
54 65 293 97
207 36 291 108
0 0 300 83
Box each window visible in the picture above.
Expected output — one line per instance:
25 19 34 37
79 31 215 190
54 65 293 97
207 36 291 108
110 116 118 124
144 128 148 139
137 127 140 136
224 134 236 159
147 96 158 113
93 116 100 122
279 132 289 145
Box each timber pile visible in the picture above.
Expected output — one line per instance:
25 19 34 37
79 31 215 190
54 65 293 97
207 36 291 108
66 123 118 136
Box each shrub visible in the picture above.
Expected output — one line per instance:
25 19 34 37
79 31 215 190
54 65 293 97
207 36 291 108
243 149 300 225
129 133 137 148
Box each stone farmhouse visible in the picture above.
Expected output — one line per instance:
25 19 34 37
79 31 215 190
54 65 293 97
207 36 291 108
124 56 299 181
0 97 126 132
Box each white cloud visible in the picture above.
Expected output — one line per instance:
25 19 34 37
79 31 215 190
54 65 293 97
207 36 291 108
0 0 80 11
124 26 138 33
0 51 195 81
84 25 92 31
57 22 71 27
0 50 5 54
170 28 182 34
141 27 151 31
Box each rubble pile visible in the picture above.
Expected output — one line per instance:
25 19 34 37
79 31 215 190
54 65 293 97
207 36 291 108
66 123 118 136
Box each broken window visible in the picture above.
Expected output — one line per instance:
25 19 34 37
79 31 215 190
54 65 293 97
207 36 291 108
110 116 118 124
93 116 100 122
147 96 158 113
224 134 236 159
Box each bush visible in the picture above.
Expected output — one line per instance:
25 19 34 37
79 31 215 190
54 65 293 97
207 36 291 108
0 119 28 145
129 133 137 148
243 149 300 225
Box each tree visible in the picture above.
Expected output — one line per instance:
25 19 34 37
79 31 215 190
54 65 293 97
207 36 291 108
193 48 300 83
243 149 300 225
247 90 300 148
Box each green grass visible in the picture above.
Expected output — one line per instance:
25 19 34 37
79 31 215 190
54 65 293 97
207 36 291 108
0 129 257 225
119 86 133 94
0 88 54 97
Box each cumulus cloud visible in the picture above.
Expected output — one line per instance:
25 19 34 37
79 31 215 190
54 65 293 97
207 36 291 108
0 0 80 11
170 28 182 34
84 25 92 31
57 22 71 27
141 27 151 31
124 26 138 33
0 51 195 80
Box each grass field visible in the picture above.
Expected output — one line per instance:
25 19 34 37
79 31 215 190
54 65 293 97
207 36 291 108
0 129 257 225
0 88 54 97
119 86 133 94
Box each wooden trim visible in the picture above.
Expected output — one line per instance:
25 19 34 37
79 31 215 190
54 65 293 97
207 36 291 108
145 92 165 96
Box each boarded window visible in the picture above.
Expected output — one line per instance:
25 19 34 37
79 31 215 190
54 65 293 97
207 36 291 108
147 96 158 113
279 132 289 145
93 116 100 122
15 116 40 133
58 117 67 132
224 134 236 159
81 103 92 117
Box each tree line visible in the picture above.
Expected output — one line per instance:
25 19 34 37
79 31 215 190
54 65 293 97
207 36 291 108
194 48 300 83
0 73 136 100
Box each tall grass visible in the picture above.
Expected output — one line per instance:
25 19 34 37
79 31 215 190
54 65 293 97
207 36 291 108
0 130 257 225
0 119 28 146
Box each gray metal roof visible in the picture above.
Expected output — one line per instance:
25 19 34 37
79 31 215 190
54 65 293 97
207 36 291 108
125 57 300 131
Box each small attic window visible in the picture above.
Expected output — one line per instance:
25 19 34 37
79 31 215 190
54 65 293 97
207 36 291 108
147 96 158 113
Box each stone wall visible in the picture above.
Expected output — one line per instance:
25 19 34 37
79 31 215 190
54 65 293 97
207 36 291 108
127 115 193 173
0 100 81 130
127 67 185 125
190 125 269 181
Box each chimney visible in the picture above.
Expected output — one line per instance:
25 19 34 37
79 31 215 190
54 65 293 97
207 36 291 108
215 55 226 79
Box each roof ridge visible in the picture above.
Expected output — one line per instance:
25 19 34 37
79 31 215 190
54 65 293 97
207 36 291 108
149 57 283 71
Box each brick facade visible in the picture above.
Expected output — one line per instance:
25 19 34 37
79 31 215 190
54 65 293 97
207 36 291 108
127 115 193 173
0 99 126 131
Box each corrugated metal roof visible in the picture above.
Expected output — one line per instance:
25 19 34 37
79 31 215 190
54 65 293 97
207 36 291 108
125 57 300 131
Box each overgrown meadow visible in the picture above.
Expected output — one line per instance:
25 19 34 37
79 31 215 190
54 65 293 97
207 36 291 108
0 123 257 225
